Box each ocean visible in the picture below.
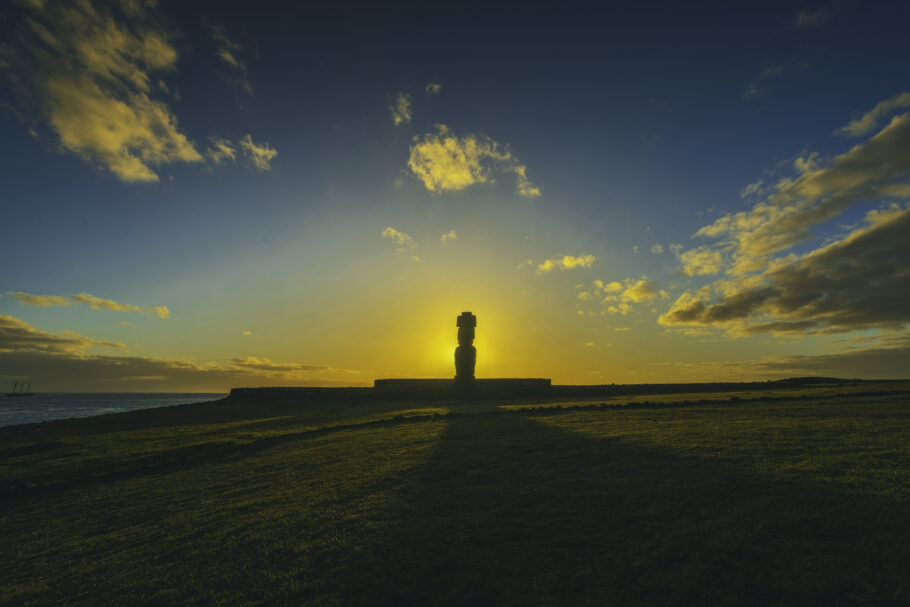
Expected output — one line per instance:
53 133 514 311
0 393 227 428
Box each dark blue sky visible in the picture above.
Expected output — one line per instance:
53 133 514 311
2 0 909 389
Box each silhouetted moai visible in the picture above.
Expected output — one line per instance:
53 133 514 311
455 312 476 383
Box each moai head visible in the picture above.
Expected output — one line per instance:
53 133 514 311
455 312 477 382
456 311 476 345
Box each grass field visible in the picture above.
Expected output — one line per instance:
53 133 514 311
2 382 909 605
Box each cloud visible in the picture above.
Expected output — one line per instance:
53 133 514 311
209 24 252 93
2 0 203 181
579 277 660 316
440 229 457 243
0 314 125 355
5 292 70 307
425 82 442 96
229 356 329 374
206 134 277 170
660 203 910 335
594 280 623 293
695 112 910 276
748 333 910 378
837 91 910 138
0 314 364 391
795 8 831 28
238 135 277 170
390 92 412 126
240 330 252 336
537 255 596 274
740 178 765 199
381 226 419 256
206 137 236 164
650 244 664 255
662 332 910 381
7 291 170 318
744 65 785 100
678 246 723 276
621 277 657 303
408 125 540 197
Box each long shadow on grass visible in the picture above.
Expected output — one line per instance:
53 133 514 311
335 413 909 606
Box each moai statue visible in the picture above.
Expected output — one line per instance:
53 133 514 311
454 312 477 383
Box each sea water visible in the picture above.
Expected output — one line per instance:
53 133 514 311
0 393 227 428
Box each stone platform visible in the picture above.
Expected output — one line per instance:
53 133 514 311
373 378 551 397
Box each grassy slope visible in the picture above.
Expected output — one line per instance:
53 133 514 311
1 384 909 605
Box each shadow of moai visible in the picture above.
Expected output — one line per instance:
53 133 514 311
454 312 476 384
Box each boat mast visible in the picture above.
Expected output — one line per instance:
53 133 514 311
11 381 17 394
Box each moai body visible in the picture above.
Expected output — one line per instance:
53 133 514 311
455 312 477 383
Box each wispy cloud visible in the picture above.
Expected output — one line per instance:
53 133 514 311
744 65 785 100
441 230 457 243
695 111 910 276
381 227 420 261
7 291 170 319
209 24 252 94
390 92 412 126
408 125 540 197
238 134 277 170
206 135 277 170
795 8 831 29
425 82 442 97
537 255 596 274
837 91 910 137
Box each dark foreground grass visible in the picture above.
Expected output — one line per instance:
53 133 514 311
1 384 909 605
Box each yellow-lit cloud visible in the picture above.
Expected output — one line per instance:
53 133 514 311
660 203 910 335
838 91 910 137
381 227 419 257
7 291 170 319
621 277 657 303
678 246 723 276
696 110 910 276
441 229 457 243
206 134 276 170
577 277 661 317
390 92 412 126
238 135 277 170
4 0 203 181
6 292 70 307
207 137 237 164
425 82 442 96
408 125 540 197
537 254 596 274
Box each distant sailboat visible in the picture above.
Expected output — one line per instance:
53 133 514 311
6 381 35 397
